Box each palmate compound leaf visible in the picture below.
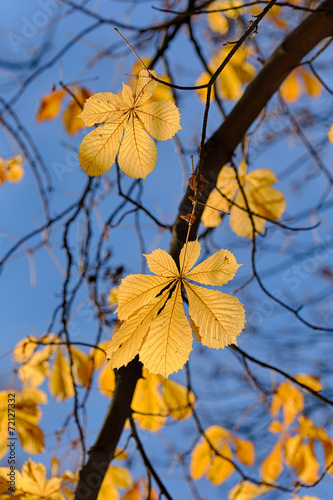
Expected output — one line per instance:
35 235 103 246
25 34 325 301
78 69 181 179
106 239 245 378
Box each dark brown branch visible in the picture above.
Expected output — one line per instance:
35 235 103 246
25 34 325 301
74 359 142 500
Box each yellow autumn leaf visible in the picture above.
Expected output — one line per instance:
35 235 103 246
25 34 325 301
98 360 116 398
108 286 119 307
13 335 55 387
139 282 193 378
294 373 323 392
280 71 300 102
71 346 94 388
202 161 286 237
270 381 304 427
131 370 195 430
190 425 234 485
0 155 24 185
122 479 158 500
280 67 322 103
161 378 195 420
291 443 320 484
185 282 245 349
207 446 234 485
13 459 63 500
36 88 66 121
260 440 283 482
63 86 92 134
92 341 109 370
131 372 166 431
0 389 46 458
128 60 174 102
292 415 333 475
229 481 269 500
106 239 244 378
98 465 132 500
106 292 171 373
328 124 333 145
79 69 181 179
233 437 255 466
49 347 75 401
196 46 255 102
207 0 243 34
0 468 10 494
251 4 288 29
285 434 303 466
292 497 322 500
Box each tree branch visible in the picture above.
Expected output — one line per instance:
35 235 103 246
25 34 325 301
74 1 333 498
74 359 142 500
169 0 333 260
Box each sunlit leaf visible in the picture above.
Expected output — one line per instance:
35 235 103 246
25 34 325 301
260 440 283 482
190 425 235 485
63 86 92 134
185 282 245 349
233 437 255 466
36 89 66 121
107 240 244 377
196 46 255 102
0 155 24 186
202 161 286 237
161 378 195 420
97 465 132 500
98 361 116 398
294 373 323 392
270 381 304 427
132 371 166 431
139 283 193 378
49 347 75 401
79 69 181 179
229 481 269 500
280 67 322 103
0 390 46 458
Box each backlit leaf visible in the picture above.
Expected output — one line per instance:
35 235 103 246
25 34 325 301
229 481 269 500
139 283 193 378
36 89 66 121
185 282 245 349
49 347 75 401
270 381 304 427
131 373 166 431
0 155 24 185
98 361 116 398
0 390 46 458
144 248 179 277
107 240 244 377
260 440 283 482
116 275 169 321
161 379 195 420
79 69 181 179
294 374 323 392
62 86 92 135
190 425 235 485
233 437 255 466
98 465 132 500
185 248 240 286
202 162 286 237
106 291 171 370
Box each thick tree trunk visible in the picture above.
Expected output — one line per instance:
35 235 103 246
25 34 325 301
74 1 333 498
